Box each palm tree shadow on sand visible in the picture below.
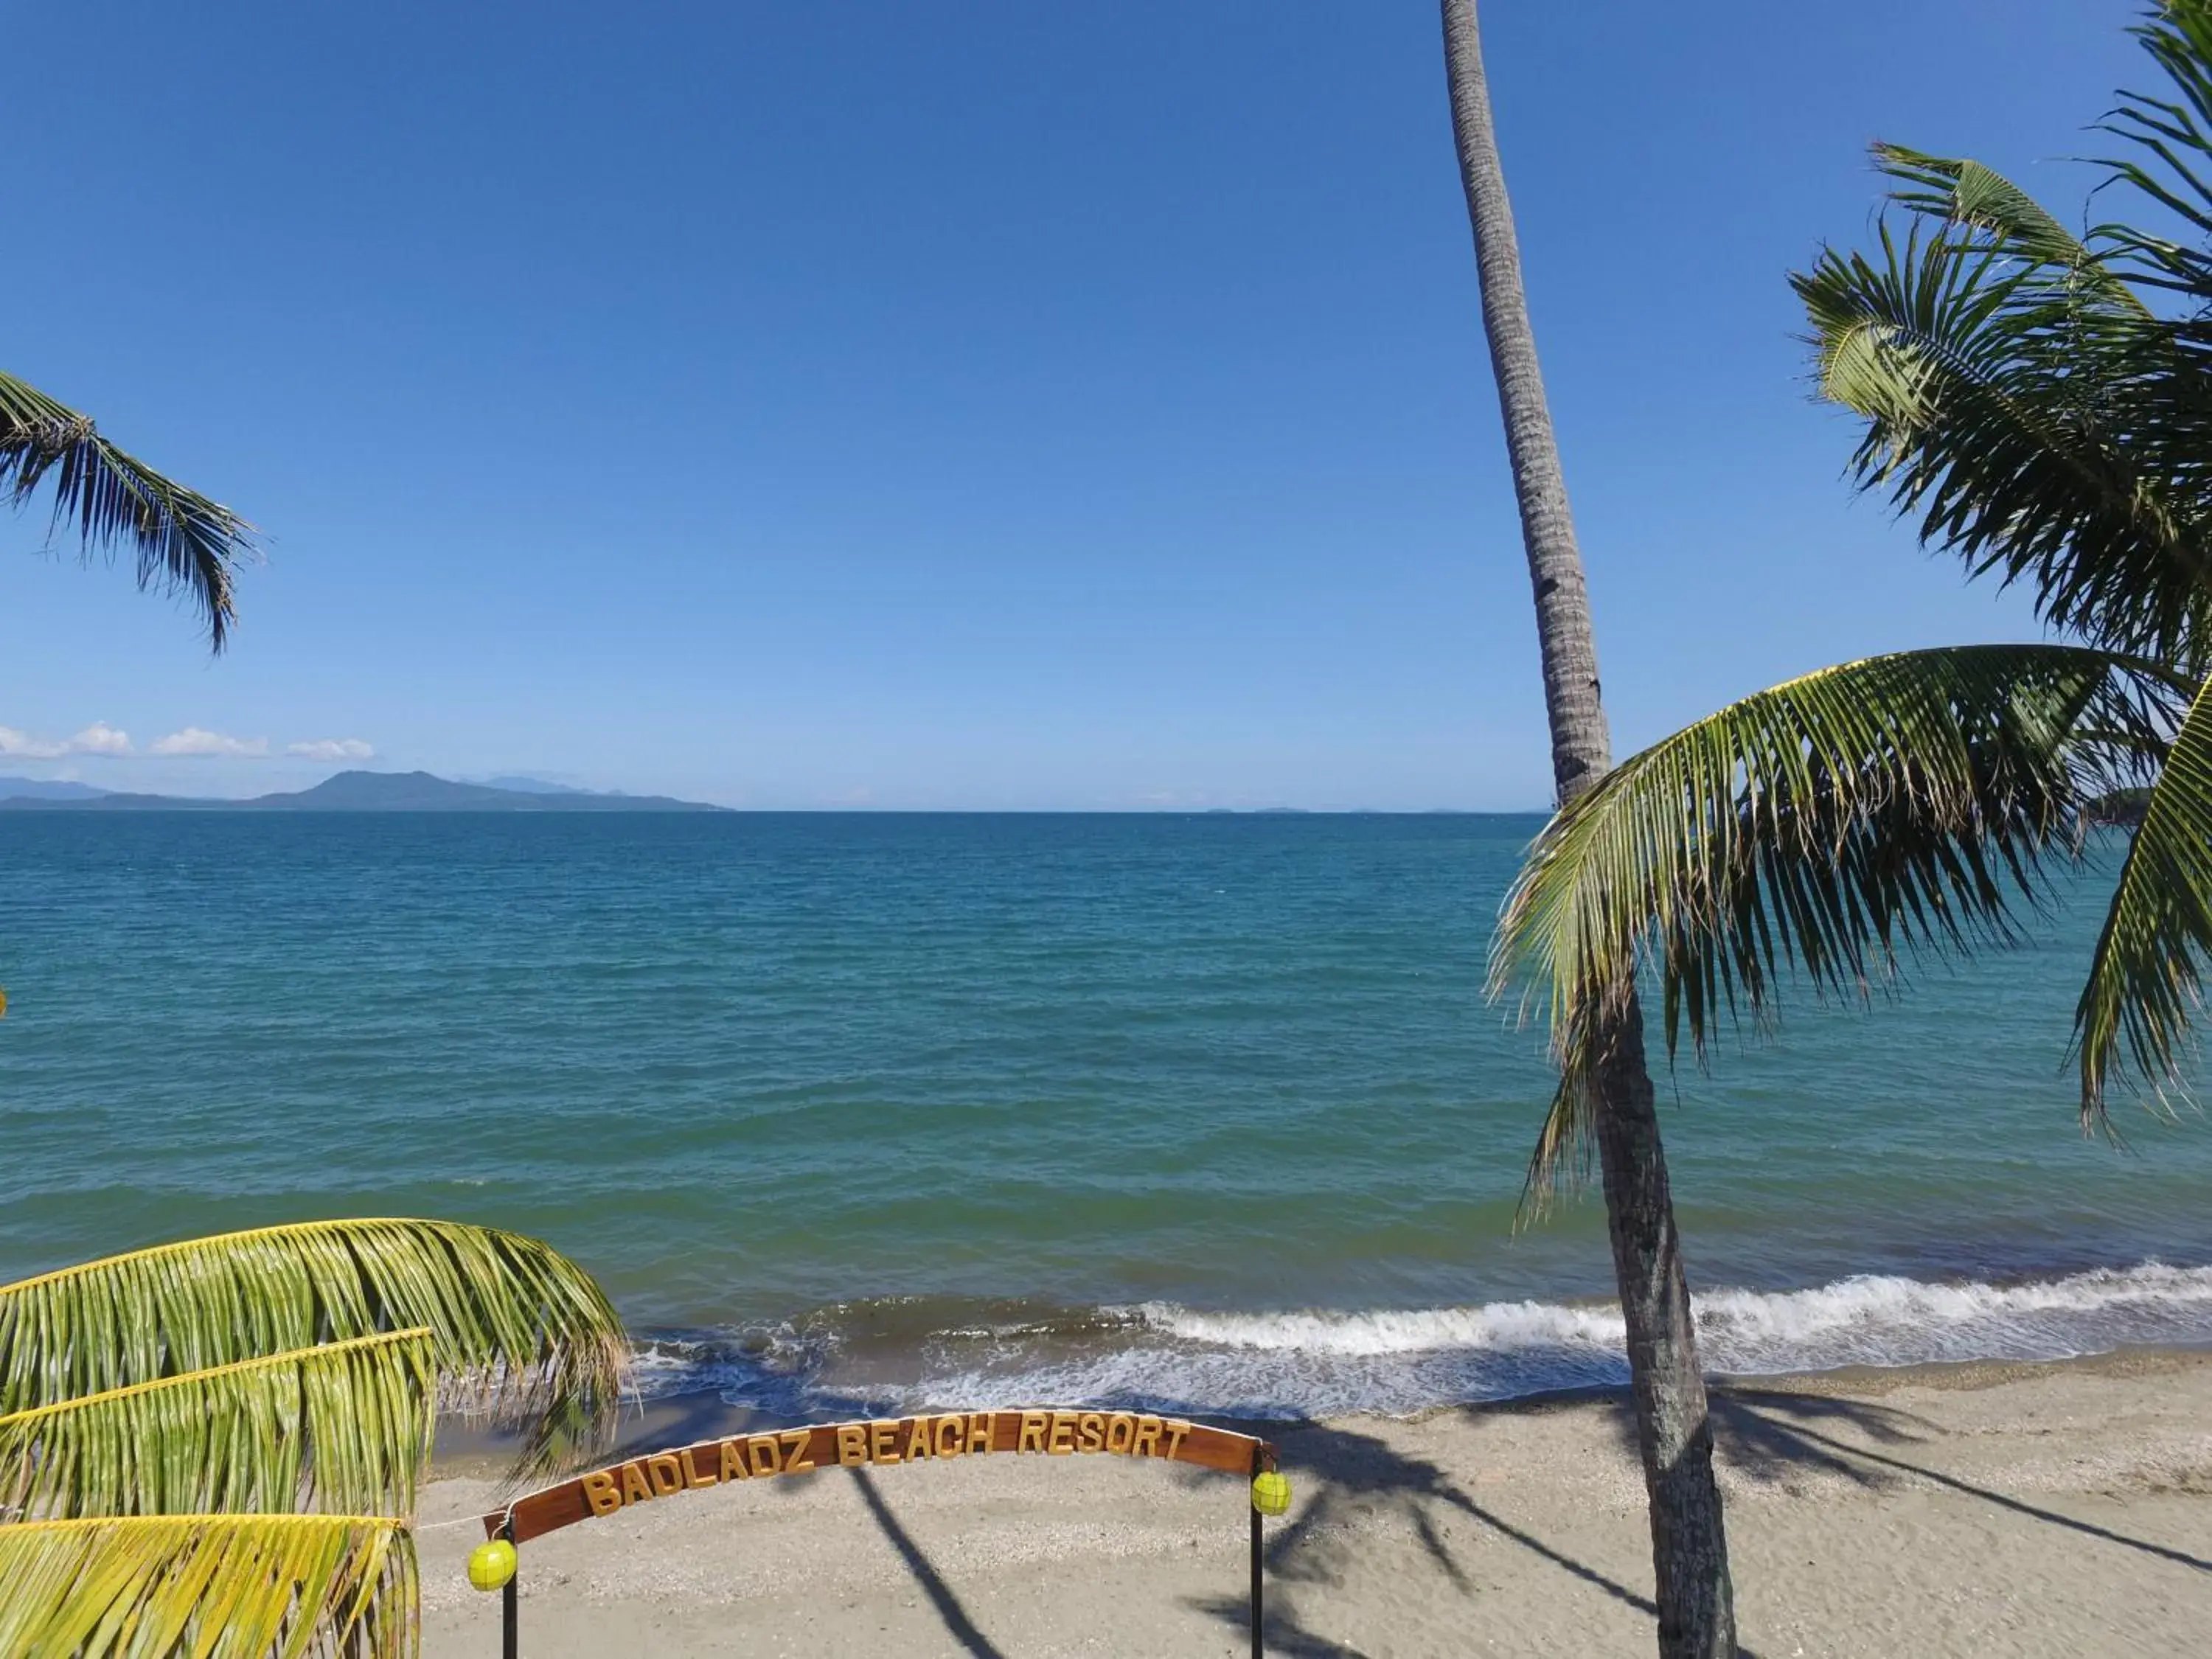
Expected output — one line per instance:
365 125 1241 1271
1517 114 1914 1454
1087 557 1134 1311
1182 1405 1773 1659
849 1467 1012 1659
1610 1385 2212 1575
1189 1377 2180 1658
534 1388 1017 1659
470 1379 2212 1655
1189 1382 2208 1655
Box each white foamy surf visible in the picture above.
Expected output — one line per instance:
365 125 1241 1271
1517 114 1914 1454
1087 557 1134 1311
633 1261 2212 1420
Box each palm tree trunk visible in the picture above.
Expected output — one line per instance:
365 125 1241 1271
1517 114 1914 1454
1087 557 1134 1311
1438 4 1737 1654
1590 992 1738 1655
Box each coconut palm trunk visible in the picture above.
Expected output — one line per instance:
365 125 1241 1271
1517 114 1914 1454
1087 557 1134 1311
1438 4 1737 1653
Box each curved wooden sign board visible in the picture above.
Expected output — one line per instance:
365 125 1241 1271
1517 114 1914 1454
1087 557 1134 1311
484 1408 1278 1545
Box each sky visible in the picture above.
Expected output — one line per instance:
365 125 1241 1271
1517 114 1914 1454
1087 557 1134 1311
0 1 2150 808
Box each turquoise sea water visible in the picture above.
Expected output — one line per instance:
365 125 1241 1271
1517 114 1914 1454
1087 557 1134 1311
6 812 2212 1416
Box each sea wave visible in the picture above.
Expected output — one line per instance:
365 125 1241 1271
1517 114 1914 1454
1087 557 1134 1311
627 1262 2212 1421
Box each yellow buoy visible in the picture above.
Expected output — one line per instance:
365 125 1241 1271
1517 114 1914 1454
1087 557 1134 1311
1250 1470 1292 1517
467 1539 518 1591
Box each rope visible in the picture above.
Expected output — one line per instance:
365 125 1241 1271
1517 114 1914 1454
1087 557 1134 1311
0 1507 499 1535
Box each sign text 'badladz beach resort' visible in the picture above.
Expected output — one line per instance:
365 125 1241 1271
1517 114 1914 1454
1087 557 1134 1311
486 1408 1263 1545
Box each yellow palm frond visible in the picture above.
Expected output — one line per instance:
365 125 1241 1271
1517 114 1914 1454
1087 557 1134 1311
0 1219 627 1473
0 1330 433 1523
0 1514 414 1659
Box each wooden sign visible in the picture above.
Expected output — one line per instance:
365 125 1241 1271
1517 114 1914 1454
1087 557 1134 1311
484 1408 1274 1544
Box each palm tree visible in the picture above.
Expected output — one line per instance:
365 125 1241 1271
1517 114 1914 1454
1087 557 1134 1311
1437 4 1736 1652
0 1218 630 1656
1491 0 2212 1501
2 370 254 650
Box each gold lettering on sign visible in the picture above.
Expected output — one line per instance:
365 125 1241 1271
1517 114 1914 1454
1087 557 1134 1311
582 1470 622 1516
870 1421 902 1464
781 1428 815 1472
543 1409 1262 1537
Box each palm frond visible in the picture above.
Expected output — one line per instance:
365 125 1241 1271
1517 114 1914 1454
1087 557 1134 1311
0 1330 433 1523
1520 1069 1591 1220
1782 4 2212 1127
0 1514 414 1659
2075 667 2212 1119
2091 0 2212 294
1492 644 2184 1197
1794 211 2212 670
0 1220 627 1474
1872 141 2150 313
0 371 255 653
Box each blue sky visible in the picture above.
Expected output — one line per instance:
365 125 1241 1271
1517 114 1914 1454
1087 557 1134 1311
1 1 2142 807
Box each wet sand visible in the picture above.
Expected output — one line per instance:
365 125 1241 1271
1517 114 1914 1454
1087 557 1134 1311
418 1349 2212 1656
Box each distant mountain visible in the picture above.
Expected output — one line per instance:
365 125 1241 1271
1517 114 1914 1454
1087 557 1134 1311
0 776 111 801
473 775 597 796
0 770 725 813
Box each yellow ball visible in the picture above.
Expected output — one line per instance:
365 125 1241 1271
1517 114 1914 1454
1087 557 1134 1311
467 1540 518 1592
1250 1470 1292 1517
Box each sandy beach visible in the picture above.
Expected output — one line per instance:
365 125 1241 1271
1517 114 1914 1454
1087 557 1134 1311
416 1349 2212 1657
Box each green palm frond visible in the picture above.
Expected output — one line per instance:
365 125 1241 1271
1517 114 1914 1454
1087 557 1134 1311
1873 142 2150 310
1777 1 2212 1132
2092 0 2212 295
1793 4 2212 675
0 371 255 653
1794 209 2212 670
0 1330 433 1523
2076 667 2212 1118
0 1220 627 1473
1491 644 2184 1202
0 1514 414 1659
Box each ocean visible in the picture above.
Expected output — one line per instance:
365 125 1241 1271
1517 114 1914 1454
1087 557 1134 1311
5 811 2211 1419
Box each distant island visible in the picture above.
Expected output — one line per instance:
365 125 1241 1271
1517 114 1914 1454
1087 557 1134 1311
468 775 606 796
0 770 726 813
0 776 111 801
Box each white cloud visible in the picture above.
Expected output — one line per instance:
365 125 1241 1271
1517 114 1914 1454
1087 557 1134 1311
0 726 67 759
285 738 375 762
150 727 269 758
69 723 133 757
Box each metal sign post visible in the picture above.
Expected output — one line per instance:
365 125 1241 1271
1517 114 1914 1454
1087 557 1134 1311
501 1517 517 1659
1249 1442 1265 1659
